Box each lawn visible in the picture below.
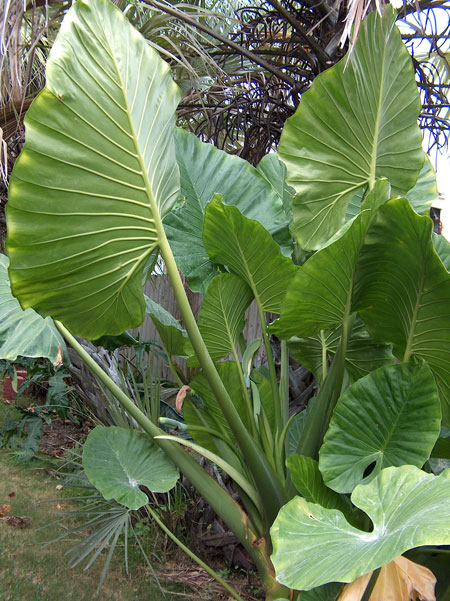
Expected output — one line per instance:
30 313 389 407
0 396 245 601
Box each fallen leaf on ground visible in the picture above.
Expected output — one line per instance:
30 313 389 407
4 515 32 528
0 504 11 515
337 556 436 601
6 492 16 499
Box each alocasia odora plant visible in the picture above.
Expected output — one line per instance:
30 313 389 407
4 0 450 599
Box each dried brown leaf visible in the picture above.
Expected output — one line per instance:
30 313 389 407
4 515 31 528
176 385 192 413
0 504 11 516
337 556 436 601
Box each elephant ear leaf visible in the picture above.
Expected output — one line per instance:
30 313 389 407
0 254 65 362
164 129 292 293
279 7 423 250
319 363 441 493
83 425 179 510
6 0 181 340
406 154 439 215
203 197 298 314
272 179 390 340
187 274 254 367
271 465 450 591
354 197 450 425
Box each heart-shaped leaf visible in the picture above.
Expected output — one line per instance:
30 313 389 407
0 254 65 362
319 363 441 493
6 0 181 339
83 425 179 510
354 197 450 425
279 8 423 249
271 466 450 590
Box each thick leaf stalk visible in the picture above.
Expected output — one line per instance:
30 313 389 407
55 321 281 585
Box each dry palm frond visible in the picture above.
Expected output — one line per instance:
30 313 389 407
339 0 385 48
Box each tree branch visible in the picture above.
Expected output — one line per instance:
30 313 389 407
143 0 296 86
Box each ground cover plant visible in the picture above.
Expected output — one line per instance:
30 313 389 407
2 0 450 600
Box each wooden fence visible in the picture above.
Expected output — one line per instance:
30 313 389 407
131 273 264 379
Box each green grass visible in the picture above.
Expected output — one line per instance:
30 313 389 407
0 448 189 601
0 396 192 601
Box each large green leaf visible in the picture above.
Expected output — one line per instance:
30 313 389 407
287 455 352 519
406 154 439 215
83 425 179 510
354 197 450 425
278 8 423 249
203 197 298 314
187 274 253 367
271 465 450 590
319 363 441 493
164 129 292 293
272 180 390 339
288 319 394 384
145 296 188 357
6 0 181 339
0 254 65 362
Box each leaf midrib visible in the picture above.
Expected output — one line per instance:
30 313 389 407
368 43 387 189
98 17 161 297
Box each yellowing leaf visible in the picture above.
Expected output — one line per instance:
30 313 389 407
337 557 436 601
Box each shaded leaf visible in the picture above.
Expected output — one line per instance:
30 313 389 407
406 155 439 216
183 361 244 452
433 233 450 271
354 197 450 425
0 254 65 362
272 180 390 339
289 319 393 384
145 296 188 357
319 363 441 493
187 274 253 367
256 152 294 227
164 129 292 292
203 197 298 314
287 455 353 519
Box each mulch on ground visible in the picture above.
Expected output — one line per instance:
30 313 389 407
38 418 92 457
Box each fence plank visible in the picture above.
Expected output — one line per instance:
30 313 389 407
132 275 264 380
